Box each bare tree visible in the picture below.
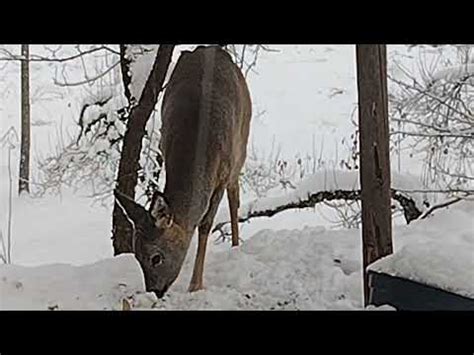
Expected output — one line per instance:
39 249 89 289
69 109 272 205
18 44 31 195
112 45 175 255
0 127 19 264
0 45 125 197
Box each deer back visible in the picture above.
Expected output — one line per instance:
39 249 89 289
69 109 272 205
160 46 252 230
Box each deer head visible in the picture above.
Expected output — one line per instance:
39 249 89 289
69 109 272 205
114 190 191 298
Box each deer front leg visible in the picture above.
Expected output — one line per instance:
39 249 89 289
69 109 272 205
188 188 225 293
227 180 240 247
188 230 209 292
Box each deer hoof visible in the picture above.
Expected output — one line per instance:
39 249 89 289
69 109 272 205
188 283 204 293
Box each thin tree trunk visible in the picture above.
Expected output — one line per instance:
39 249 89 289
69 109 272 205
356 45 393 306
112 45 175 255
119 45 132 103
18 44 30 195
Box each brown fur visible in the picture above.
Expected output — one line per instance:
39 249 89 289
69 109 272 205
116 45 252 296
161 46 251 230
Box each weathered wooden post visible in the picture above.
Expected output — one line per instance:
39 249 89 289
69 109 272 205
356 44 393 306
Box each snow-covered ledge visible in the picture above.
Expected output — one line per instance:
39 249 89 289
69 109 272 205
368 241 474 300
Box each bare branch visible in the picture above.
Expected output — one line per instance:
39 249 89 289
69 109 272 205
53 61 120 87
420 197 464 219
390 130 474 139
212 188 423 236
0 45 119 62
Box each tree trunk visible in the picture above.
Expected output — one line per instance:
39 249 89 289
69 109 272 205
356 45 393 306
119 45 132 103
18 44 30 195
112 45 175 255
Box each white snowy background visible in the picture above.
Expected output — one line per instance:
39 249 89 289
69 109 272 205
0 45 472 310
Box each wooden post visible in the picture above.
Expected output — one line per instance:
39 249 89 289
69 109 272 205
356 45 393 306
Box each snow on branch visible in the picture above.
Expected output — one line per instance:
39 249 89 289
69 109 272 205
213 171 429 235
213 189 423 236
419 197 464 220
430 63 474 86
123 45 160 105
388 46 474 194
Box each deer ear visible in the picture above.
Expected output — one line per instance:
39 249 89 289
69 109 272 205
150 192 174 229
114 189 149 224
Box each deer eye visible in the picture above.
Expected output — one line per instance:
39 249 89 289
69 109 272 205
150 252 165 267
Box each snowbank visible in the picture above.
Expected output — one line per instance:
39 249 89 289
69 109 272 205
1 196 471 310
0 218 365 310
148 225 363 310
0 254 147 310
0 226 364 310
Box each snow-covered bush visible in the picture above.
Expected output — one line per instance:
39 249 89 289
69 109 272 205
389 45 474 195
36 90 164 205
33 45 165 205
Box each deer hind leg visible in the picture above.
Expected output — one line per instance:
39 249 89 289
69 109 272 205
188 187 225 293
227 180 240 247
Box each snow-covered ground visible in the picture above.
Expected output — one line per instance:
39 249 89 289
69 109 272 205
1 192 471 310
1 45 472 310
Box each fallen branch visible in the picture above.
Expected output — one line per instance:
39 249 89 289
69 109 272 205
212 188 423 235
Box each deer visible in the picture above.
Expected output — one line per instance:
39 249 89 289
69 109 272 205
114 45 252 298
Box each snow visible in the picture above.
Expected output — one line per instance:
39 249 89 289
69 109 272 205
150 226 363 310
365 304 396 311
80 91 123 127
1 190 471 310
431 63 474 85
369 199 474 299
0 254 146 310
125 45 159 104
1 193 113 266
0 222 364 310
1 44 472 310
369 241 474 299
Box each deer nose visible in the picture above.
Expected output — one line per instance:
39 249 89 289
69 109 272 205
152 289 166 299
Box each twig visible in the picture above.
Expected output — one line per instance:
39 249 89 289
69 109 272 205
53 61 120 87
420 197 464 219
390 130 474 139
396 188 474 194
0 45 119 62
